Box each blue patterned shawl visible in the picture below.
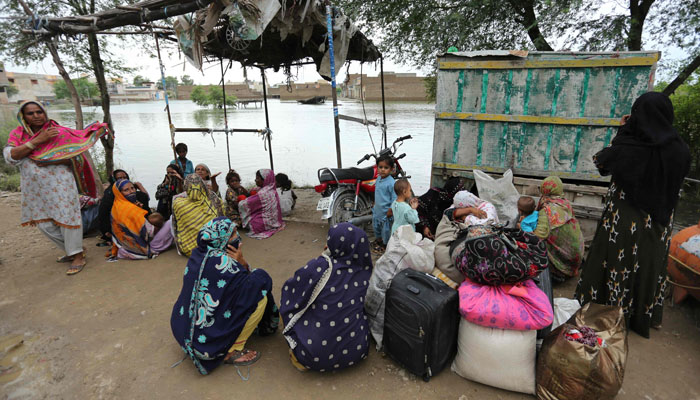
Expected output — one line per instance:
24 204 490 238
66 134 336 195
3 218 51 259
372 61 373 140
170 217 272 374
281 222 373 371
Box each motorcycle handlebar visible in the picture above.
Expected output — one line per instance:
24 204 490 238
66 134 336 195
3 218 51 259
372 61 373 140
393 135 413 143
357 154 372 165
395 153 406 160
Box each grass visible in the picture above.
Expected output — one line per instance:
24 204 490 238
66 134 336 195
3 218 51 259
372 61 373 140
0 115 20 192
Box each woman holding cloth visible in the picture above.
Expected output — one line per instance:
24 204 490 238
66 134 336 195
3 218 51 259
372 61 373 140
576 92 690 338
238 169 285 239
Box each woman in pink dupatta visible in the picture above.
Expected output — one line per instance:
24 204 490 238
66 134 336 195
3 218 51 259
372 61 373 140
239 169 285 239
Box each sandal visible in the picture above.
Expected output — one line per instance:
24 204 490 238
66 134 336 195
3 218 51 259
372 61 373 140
224 349 261 366
66 261 86 275
56 255 74 263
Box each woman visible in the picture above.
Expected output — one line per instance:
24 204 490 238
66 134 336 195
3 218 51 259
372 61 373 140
432 191 495 285
281 222 372 372
172 174 224 257
171 217 278 374
156 163 185 220
195 163 221 195
110 179 173 260
415 177 464 239
533 176 585 282
97 169 150 243
576 92 690 338
239 169 285 239
3 101 108 274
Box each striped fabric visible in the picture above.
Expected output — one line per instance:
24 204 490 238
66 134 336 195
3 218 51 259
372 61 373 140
172 175 224 256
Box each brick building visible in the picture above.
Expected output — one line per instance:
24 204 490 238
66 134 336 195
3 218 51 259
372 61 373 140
4 71 60 103
176 82 262 101
279 80 332 101
341 72 429 101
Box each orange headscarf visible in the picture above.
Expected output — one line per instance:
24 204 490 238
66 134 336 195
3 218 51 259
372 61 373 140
111 180 150 258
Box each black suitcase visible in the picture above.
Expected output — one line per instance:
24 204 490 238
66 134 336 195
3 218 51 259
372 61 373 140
533 267 554 339
383 269 459 381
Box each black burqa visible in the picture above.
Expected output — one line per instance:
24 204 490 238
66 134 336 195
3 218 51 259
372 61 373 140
594 92 690 226
416 177 464 235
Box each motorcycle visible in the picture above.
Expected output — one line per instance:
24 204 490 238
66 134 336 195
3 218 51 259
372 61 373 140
315 135 412 225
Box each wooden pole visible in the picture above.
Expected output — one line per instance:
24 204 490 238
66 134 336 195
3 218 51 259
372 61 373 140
220 58 232 170
153 32 178 163
325 1 342 168
380 56 388 149
260 68 274 171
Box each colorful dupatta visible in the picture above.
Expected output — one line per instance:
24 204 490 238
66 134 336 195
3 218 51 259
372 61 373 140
170 217 273 374
239 169 285 239
111 180 151 259
7 101 109 198
172 175 224 257
538 176 574 229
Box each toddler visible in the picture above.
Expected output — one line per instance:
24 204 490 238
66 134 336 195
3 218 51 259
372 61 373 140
391 179 419 235
224 170 249 226
372 155 396 251
171 142 194 177
275 173 297 217
517 196 538 232
147 212 165 232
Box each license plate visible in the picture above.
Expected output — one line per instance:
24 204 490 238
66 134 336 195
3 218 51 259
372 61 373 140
317 196 332 211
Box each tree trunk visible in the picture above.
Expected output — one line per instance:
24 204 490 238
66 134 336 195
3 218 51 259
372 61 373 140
46 44 84 130
662 53 700 96
86 32 115 175
508 0 555 51
628 0 655 51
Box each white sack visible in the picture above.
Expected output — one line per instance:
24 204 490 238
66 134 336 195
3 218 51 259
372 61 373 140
552 297 582 330
473 169 520 228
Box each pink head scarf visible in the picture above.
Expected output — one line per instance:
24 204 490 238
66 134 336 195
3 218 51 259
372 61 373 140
238 169 285 239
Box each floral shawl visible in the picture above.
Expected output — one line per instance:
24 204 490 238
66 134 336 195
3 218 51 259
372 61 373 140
538 176 574 229
111 179 151 259
172 175 224 257
7 101 109 198
451 191 499 226
238 169 285 239
170 217 272 374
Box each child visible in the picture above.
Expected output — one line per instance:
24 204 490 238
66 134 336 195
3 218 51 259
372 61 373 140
147 212 165 232
224 170 249 226
372 155 396 251
391 179 419 235
171 143 194 177
275 173 297 217
517 196 538 232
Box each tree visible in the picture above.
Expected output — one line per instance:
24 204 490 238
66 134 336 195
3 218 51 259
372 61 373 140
340 0 700 91
180 75 194 86
190 85 237 108
133 75 148 86
157 76 178 91
6 84 18 97
54 78 99 100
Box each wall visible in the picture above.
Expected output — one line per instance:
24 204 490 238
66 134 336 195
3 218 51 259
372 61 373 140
341 72 429 102
176 83 262 101
5 71 59 103
279 80 332 101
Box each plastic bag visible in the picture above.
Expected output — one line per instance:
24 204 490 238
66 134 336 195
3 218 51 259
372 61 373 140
552 298 582 330
473 169 520 227
365 225 435 349
536 303 628 400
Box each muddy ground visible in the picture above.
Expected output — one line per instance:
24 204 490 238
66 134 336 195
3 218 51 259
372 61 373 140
1 190 699 399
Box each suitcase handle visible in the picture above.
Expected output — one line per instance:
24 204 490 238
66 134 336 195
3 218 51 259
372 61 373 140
401 270 448 292
407 284 420 295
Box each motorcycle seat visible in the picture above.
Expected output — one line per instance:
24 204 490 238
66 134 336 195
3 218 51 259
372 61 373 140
319 166 375 182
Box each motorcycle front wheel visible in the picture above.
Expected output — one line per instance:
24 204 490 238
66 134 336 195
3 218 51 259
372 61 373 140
329 191 371 226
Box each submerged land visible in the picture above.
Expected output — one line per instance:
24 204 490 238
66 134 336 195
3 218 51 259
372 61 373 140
1 190 699 399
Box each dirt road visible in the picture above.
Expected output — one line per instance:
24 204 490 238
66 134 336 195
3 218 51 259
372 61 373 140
1 190 699 399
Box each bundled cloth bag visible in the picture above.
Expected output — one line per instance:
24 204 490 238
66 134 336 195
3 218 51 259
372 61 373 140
365 225 435 349
536 303 628 400
458 278 553 331
452 318 536 394
473 169 520 227
450 225 549 285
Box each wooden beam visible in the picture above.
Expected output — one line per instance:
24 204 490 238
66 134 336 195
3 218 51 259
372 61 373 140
435 111 621 127
438 55 659 70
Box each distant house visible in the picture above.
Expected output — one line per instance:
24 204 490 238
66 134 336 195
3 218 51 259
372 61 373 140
279 80 332 101
341 72 429 102
0 62 9 105
176 82 262 101
102 79 165 102
4 71 60 103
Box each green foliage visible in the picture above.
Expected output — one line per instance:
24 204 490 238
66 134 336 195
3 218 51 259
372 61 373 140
0 117 20 192
180 75 194 86
54 78 99 100
133 75 148 86
157 76 178 91
6 84 18 97
423 74 437 103
190 86 237 108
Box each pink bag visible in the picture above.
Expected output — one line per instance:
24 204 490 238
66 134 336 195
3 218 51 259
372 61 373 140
458 278 553 331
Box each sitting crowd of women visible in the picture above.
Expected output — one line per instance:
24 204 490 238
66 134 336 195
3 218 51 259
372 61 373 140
6 92 689 375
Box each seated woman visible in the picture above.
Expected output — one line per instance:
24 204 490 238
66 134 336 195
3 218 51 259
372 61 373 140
172 174 225 257
281 222 372 372
170 217 278 374
97 169 150 243
224 170 250 227
109 179 173 260
195 163 221 196
239 169 285 239
415 177 464 239
534 176 584 282
432 191 497 286
80 195 101 236
156 163 185 220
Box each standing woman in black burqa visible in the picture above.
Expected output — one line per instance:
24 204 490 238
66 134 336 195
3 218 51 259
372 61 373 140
576 92 690 338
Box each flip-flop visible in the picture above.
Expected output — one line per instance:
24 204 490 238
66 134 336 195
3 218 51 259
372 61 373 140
224 349 261 366
56 255 73 263
66 261 86 275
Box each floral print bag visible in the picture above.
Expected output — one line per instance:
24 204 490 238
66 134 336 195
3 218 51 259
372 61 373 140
450 225 549 285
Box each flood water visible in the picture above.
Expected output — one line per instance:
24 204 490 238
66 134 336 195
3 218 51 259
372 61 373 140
50 99 436 196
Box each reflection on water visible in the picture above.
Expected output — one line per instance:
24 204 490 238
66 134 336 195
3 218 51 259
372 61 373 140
49 99 437 197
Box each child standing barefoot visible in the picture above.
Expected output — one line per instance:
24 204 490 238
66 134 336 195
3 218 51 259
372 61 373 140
391 179 419 234
372 155 396 252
